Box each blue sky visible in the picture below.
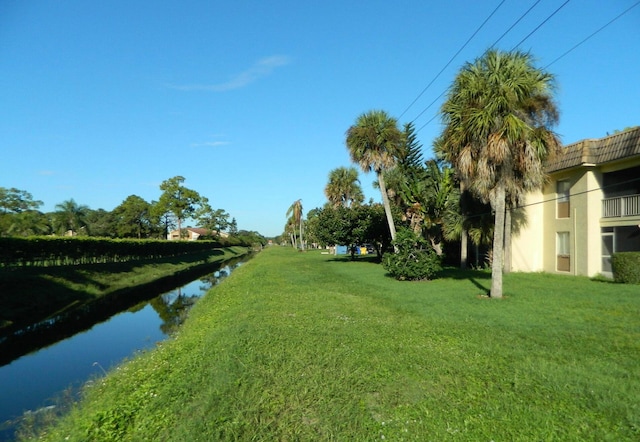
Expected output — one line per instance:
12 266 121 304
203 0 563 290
1 0 638 237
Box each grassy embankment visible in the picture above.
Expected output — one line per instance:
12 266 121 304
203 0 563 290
0 246 249 332
21 246 640 441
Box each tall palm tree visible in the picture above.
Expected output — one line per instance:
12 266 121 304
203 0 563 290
324 167 364 208
346 110 403 243
286 199 304 250
54 199 89 235
438 50 560 298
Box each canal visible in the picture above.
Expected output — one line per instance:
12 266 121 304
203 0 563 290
0 255 249 441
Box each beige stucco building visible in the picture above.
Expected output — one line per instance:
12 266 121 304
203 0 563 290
512 127 640 277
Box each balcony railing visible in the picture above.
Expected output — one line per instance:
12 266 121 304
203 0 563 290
602 194 640 218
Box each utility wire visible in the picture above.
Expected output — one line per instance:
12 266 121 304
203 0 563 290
489 0 542 49
413 0 632 135
411 0 546 132
511 0 571 50
545 0 640 68
398 0 507 120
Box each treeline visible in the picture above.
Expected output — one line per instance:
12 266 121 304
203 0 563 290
0 236 259 268
0 177 266 246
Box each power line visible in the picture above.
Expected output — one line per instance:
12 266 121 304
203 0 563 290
410 0 548 132
398 0 507 120
489 0 543 49
544 0 640 68
511 0 571 50
412 1 635 135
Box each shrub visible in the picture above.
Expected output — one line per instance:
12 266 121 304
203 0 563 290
611 252 640 284
383 229 442 281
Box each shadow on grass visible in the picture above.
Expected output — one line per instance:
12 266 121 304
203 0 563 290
324 255 382 264
438 266 491 295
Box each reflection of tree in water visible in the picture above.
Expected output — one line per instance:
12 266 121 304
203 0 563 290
149 261 244 335
149 289 199 335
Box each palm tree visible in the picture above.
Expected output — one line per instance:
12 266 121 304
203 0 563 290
286 199 304 250
438 50 560 298
346 110 403 243
54 199 89 235
324 167 364 208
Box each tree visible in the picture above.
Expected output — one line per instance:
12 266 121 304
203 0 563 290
315 203 390 260
228 218 238 236
85 208 116 238
438 50 561 298
156 176 204 239
397 160 457 256
303 208 321 248
324 167 364 208
0 187 45 236
286 199 304 250
112 195 155 238
0 187 42 213
53 199 90 235
4 210 51 236
346 110 403 243
194 199 230 236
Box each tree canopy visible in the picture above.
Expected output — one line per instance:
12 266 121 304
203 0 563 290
156 176 205 238
438 49 561 298
346 109 403 242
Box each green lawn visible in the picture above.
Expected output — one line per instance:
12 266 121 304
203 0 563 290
21 246 640 441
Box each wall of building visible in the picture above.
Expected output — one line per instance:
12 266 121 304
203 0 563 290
511 191 544 272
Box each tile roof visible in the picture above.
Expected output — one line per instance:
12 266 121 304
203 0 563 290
546 126 640 172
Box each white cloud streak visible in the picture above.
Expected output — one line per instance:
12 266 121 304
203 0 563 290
191 141 230 147
171 55 291 92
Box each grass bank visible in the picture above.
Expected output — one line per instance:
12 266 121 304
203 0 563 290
22 246 640 441
0 246 249 332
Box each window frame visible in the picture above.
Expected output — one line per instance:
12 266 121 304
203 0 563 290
557 180 571 218
556 231 570 272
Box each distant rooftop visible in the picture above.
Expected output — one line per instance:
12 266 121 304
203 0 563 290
546 126 640 173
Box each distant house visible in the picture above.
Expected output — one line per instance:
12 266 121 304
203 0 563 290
512 127 640 277
167 227 228 241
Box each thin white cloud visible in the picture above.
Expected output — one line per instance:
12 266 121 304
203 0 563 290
170 55 291 92
191 141 230 147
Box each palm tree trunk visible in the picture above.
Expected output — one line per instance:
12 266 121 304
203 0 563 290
504 206 512 274
299 219 304 251
490 184 505 299
460 182 468 270
377 172 397 242
460 224 468 269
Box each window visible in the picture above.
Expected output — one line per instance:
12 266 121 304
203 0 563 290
557 231 570 272
557 180 570 218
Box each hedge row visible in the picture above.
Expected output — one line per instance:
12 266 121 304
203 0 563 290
611 252 640 284
0 237 225 267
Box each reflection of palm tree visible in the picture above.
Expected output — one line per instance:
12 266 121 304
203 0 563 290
54 199 89 235
325 167 364 208
346 110 402 242
438 50 560 298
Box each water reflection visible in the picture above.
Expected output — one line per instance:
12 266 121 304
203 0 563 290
0 257 248 441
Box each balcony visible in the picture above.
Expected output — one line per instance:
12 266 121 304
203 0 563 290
602 194 640 218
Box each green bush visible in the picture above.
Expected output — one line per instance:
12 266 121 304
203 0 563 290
611 252 640 284
383 228 442 281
